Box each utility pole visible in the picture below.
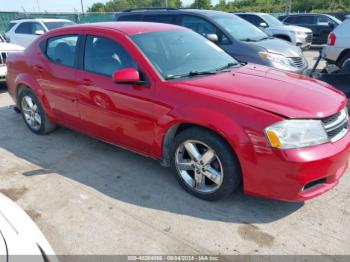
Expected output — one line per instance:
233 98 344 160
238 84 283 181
80 0 85 14
285 0 292 14
165 0 168 7
36 0 41 12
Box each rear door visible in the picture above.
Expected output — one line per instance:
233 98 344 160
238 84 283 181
36 34 81 127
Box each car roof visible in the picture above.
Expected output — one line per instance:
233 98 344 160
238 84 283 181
52 22 185 35
10 18 72 23
117 8 232 17
283 13 330 17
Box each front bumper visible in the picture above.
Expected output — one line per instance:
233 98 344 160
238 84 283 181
296 33 313 49
0 66 6 82
242 127 350 201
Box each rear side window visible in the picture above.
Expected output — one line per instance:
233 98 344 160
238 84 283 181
5 22 16 32
284 16 299 24
316 16 332 25
46 35 78 67
15 22 45 34
117 15 142 21
143 15 176 24
298 16 316 25
84 35 137 77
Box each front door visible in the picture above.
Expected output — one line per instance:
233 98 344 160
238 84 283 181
76 33 155 155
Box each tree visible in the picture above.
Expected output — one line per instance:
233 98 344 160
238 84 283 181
88 2 106 12
190 0 212 9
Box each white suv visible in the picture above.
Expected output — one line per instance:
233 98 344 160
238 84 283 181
4 18 75 48
323 15 350 67
0 34 23 82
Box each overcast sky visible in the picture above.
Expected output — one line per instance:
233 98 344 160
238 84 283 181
3 0 220 12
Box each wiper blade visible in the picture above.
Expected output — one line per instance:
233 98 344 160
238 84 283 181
215 62 240 72
165 70 217 80
240 38 258 42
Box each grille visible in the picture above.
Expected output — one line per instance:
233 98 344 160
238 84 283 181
288 57 305 68
0 52 8 66
322 109 349 142
305 32 313 43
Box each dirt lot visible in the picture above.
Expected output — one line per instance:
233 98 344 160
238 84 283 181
0 50 349 255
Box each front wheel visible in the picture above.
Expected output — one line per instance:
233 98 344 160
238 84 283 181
171 127 242 201
19 88 56 135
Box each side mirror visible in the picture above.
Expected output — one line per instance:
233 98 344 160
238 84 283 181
259 22 268 28
206 34 219 42
113 68 140 84
34 30 45 35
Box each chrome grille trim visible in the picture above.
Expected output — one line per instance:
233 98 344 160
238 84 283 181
322 108 349 142
0 52 8 66
305 32 313 43
288 57 305 68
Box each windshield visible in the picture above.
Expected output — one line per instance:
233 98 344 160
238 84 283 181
44 21 75 30
260 14 283 27
131 30 238 79
212 15 268 41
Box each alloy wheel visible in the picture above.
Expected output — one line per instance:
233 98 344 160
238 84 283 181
175 140 224 193
21 95 42 131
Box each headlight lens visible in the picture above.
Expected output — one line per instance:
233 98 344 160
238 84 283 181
294 31 306 36
259 51 293 67
265 120 329 149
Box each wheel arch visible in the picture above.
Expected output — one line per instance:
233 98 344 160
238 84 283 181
160 122 243 170
336 49 350 65
14 73 51 114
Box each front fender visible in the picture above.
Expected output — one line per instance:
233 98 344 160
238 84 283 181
153 105 251 164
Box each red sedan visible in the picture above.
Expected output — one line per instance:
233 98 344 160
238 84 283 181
6 22 350 201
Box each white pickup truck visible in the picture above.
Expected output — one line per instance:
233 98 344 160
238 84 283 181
0 34 24 82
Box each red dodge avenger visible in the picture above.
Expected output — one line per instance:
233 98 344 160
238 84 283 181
6 22 350 201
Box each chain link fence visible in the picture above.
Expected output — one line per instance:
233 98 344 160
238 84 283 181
0 12 114 33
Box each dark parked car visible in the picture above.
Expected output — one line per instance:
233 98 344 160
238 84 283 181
280 14 341 45
114 8 308 73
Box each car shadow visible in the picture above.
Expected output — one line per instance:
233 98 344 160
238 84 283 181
0 105 303 224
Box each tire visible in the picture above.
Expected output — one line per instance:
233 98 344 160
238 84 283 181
338 52 350 68
18 88 56 135
170 127 242 201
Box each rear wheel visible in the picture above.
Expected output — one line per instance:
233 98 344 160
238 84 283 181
338 52 350 68
19 89 56 135
171 127 242 201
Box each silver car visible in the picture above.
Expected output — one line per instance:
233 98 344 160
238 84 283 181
323 15 350 67
236 12 313 49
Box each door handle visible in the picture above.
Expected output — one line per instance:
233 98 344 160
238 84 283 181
80 79 93 86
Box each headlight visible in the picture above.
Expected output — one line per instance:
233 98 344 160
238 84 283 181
259 51 293 67
265 120 329 149
293 31 306 36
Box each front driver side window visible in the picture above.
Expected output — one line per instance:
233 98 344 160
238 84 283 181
181 15 230 45
84 35 137 77
46 35 78 67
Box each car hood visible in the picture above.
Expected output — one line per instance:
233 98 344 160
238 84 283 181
254 38 303 57
172 64 346 119
0 42 24 52
271 24 312 33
